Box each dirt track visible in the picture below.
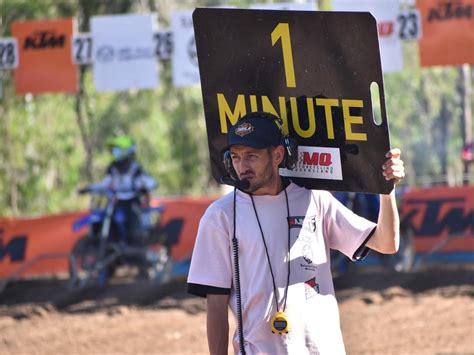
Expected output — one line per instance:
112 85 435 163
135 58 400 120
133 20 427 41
0 263 473 354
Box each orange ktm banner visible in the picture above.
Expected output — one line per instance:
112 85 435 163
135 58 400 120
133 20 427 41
417 0 474 66
0 197 215 279
0 212 86 278
156 197 216 262
401 185 474 254
12 18 78 94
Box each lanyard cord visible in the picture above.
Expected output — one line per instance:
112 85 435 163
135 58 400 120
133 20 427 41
233 187 246 355
249 188 291 313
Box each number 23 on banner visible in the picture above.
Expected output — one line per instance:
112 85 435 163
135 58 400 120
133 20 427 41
0 38 19 70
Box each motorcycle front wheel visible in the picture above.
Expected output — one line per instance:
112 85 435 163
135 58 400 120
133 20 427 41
69 235 116 288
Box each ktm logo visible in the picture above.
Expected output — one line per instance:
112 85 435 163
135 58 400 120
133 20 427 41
302 152 332 166
24 30 65 50
0 234 27 262
402 197 473 237
428 1 472 22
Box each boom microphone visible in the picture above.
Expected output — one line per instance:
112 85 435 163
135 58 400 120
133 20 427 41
220 175 250 190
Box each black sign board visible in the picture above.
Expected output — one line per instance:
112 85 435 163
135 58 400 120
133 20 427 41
193 8 393 194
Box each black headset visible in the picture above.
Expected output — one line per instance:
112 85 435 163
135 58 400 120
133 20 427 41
222 112 298 182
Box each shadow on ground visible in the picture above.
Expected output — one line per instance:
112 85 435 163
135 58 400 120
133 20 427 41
0 263 472 319
0 275 206 319
334 263 474 302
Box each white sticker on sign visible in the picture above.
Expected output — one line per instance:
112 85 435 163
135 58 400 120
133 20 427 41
280 146 343 180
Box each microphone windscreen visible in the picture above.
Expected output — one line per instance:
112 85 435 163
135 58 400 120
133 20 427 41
237 179 250 189
220 175 250 190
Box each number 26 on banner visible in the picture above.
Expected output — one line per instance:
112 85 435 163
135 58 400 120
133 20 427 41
0 38 19 70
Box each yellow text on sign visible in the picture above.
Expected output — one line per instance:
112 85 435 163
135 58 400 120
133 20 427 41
271 23 296 88
216 93 368 141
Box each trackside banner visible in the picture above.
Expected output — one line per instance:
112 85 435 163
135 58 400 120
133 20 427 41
0 197 214 279
400 185 474 254
417 0 474 66
12 18 78 94
91 13 159 92
193 8 393 194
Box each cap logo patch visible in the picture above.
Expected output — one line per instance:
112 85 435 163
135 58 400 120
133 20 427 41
234 123 254 137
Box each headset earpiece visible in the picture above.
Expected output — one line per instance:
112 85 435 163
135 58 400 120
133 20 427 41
223 150 238 180
281 135 298 170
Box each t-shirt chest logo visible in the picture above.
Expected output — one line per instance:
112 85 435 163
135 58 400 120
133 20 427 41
288 215 317 232
288 216 305 229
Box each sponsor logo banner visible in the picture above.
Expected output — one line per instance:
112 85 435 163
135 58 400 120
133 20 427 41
0 197 214 279
401 185 474 253
417 0 474 66
12 18 78 94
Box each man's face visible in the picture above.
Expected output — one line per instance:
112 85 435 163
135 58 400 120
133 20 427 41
230 145 283 195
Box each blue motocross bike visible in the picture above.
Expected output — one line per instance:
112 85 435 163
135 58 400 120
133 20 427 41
69 186 174 288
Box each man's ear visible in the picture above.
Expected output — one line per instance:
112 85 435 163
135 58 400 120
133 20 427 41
273 145 285 166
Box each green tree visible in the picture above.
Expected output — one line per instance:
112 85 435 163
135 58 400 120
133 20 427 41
0 0 471 217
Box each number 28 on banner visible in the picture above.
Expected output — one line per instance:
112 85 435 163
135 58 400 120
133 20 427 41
0 38 19 70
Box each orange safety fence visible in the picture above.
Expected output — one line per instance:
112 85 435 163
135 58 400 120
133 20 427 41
0 196 216 278
0 212 86 277
155 196 216 263
2 187 472 279
400 185 474 253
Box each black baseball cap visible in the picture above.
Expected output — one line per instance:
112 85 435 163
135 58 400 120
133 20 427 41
224 112 283 151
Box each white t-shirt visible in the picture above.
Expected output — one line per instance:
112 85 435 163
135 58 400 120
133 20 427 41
187 182 376 355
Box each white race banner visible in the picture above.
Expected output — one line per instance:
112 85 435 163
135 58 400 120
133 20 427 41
91 13 158 92
171 11 200 88
249 2 317 10
72 29 172 65
332 0 403 73
0 38 19 70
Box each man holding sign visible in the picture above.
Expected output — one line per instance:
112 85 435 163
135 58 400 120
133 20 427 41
188 111 405 354
188 8 405 354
